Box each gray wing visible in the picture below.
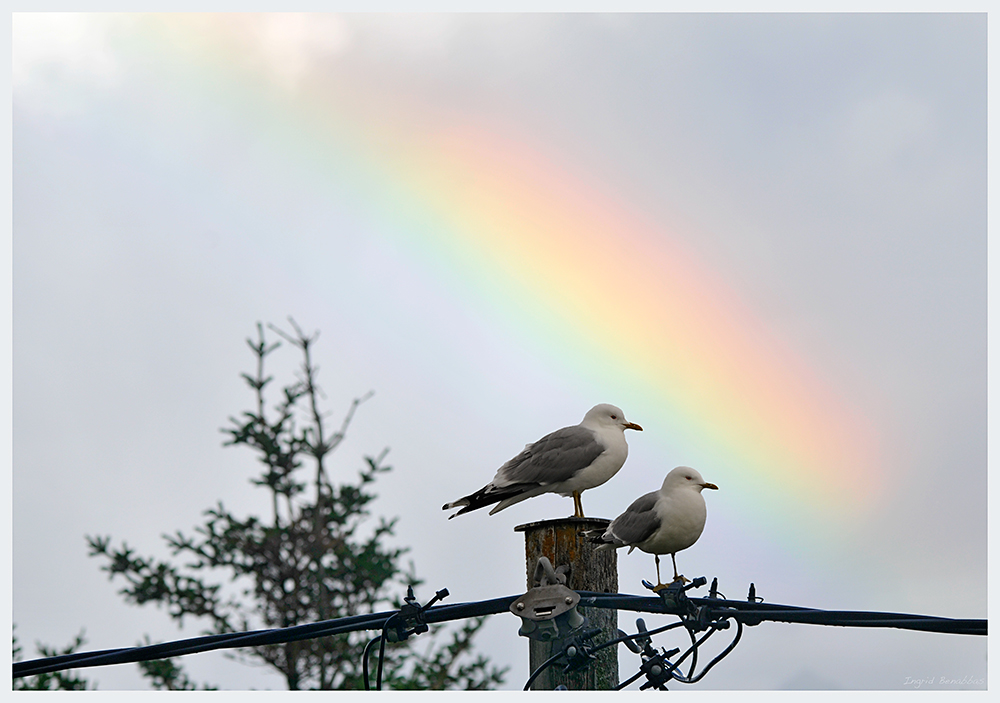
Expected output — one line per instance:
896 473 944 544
605 491 661 547
492 425 606 488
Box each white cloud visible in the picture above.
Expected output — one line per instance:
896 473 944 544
841 91 935 170
249 13 351 90
12 13 124 111
348 13 463 59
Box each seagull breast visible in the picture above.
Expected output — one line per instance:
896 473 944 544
636 486 708 556
554 428 625 495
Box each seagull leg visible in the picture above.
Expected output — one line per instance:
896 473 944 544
670 553 689 584
650 555 670 592
572 491 584 518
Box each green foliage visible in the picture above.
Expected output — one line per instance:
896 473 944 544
86 320 506 690
13 626 92 690
388 617 507 691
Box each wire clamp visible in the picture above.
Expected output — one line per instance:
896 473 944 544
638 646 681 690
559 627 603 674
738 583 765 626
510 556 586 642
620 617 680 690
643 575 706 618
385 585 449 642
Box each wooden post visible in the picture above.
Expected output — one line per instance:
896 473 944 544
514 517 618 690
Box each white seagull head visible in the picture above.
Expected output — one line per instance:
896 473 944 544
662 466 719 493
581 403 643 433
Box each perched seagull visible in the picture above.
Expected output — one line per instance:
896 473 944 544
585 466 718 588
443 404 643 519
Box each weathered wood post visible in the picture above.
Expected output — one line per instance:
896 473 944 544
515 516 618 690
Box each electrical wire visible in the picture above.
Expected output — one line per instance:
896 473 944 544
14 609 395 678
522 650 567 691
361 635 381 691
13 596 519 679
682 620 699 679
666 620 732 684
609 609 744 688
684 620 743 684
376 614 395 691
576 592 987 635
13 590 986 680
589 620 686 655
614 667 647 690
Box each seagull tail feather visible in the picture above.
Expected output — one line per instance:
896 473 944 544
582 526 623 550
443 483 538 518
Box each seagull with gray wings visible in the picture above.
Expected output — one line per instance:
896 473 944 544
443 403 642 519
585 466 718 589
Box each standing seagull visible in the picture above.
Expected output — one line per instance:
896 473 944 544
585 466 718 588
443 404 642 519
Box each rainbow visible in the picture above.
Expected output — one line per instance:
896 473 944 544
126 14 883 541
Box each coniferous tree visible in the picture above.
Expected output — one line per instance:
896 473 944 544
13 627 92 690
87 320 505 690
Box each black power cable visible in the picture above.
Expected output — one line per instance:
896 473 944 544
591 619 687 655
667 618 744 685
13 591 986 680
522 650 566 691
361 635 381 691
14 594 522 679
15 609 396 678
576 592 987 635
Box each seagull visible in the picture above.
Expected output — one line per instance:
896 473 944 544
585 466 718 589
443 404 643 519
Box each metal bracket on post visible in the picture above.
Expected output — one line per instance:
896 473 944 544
510 556 586 642
515 517 618 690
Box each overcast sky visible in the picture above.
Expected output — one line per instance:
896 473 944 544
10 11 988 692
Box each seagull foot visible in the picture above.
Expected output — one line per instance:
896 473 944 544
671 574 690 585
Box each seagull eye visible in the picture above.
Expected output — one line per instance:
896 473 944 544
610 414 618 420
